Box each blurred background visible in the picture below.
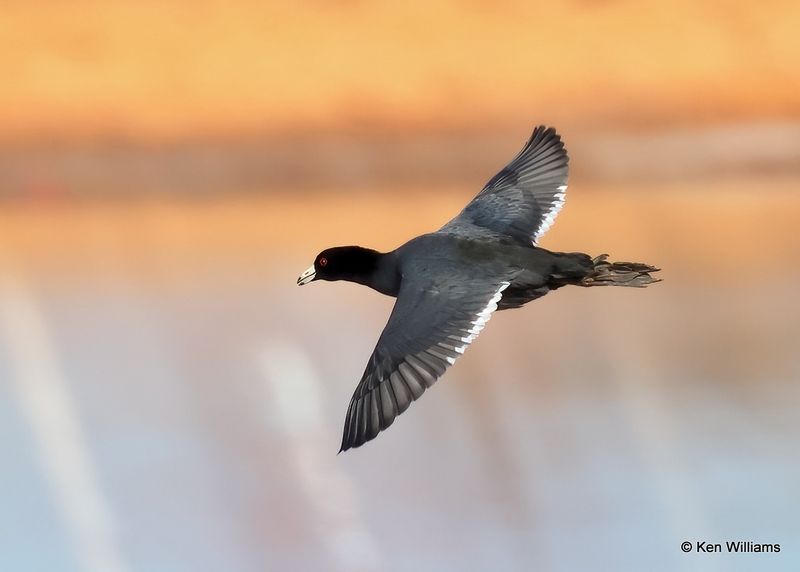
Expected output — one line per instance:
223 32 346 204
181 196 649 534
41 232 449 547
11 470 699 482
1 1 798 571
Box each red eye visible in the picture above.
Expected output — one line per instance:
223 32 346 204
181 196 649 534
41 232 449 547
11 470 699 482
319 257 328 267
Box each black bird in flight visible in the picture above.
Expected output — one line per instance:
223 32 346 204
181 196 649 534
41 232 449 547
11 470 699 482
298 126 660 452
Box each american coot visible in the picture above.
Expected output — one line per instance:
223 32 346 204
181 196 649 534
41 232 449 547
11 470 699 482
298 126 660 452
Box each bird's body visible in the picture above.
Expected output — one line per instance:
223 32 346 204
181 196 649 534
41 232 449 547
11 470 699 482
298 126 660 451
357 233 594 305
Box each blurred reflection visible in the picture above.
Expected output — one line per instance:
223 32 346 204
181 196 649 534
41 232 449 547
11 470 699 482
0 182 797 571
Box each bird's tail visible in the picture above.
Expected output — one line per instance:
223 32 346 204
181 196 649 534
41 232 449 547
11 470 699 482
581 254 661 288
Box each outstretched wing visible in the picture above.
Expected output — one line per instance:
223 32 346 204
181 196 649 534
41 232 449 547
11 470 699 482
441 125 569 245
340 269 510 451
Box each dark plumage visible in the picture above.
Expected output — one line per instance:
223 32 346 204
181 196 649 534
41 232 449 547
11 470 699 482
297 126 661 452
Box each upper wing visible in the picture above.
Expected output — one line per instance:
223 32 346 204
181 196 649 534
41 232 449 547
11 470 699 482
440 125 569 245
340 267 510 451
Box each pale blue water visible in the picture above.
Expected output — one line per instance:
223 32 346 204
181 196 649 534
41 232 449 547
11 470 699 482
0 248 797 572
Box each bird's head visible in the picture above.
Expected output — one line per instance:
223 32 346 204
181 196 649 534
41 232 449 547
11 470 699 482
297 246 381 285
